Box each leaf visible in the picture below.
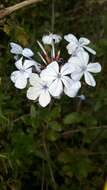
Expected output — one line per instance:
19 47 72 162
63 112 97 126
63 112 82 125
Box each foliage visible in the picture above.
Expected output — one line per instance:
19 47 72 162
0 0 107 189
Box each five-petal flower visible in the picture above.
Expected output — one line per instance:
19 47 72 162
69 51 101 87
40 61 80 97
27 73 51 107
11 57 35 89
64 34 96 56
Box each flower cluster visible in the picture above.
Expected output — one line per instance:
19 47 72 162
10 33 101 107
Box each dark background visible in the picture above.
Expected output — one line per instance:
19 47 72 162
0 0 107 189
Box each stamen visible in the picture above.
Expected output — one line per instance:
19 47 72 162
56 50 61 61
37 41 47 55
51 39 55 59
37 52 47 65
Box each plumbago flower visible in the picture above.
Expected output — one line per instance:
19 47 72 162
40 61 81 97
64 34 96 56
68 51 101 87
42 33 62 45
27 73 52 107
11 57 36 89
10 42 34 60
10 33 101 107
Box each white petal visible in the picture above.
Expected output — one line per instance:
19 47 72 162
68 56 82 70
52 34 62 43
23 60 35 69
61 76 72 88
64 34 78 43
39 90 51 107
27 86 40 100
79 37 90 45
84 46 96 55
66 42 77 55
61 63 75 75
77 51 89 66
42 34 62 44
23 68 32 79
49 79 63 97
15 75 27 89
22 48 34 58
64 80 81 97
47 61 59 73
84 71 96 87
40 69 57 82
10 71 21 83
15 57 23 70
42 35 51 44
71 71 83 81
40 61 59 82
10 42 23 54
87 63 101 73
29 73 41 86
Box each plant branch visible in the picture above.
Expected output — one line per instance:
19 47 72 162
0 0 42 20
62 125 107 138
42 128 57 190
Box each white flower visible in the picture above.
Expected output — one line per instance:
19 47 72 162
27 73 51 107
10 42 34 59
68 51 101 87
64 34 96 55
42 33 62 45
11 57 35 89
40 61 80 97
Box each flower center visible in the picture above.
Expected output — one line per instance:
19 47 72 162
20 69 25 73
82 66 87 72
42 84 48 90
57 73 62 79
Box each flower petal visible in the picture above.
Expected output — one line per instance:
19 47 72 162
64 34 78 43
15 57 23 70
71 71 83 81
84 71 96 87
79 37 90 45
68 56 82 70
40 61 59 82
77 51 89 66
22 48 34 58
61 76 72 88
39 90 51 107
23 60 35 70
23 68 32 78
61 63 74 75
66 42 77 55
42 34 61 44
10 71 21 83
27 86 40 100
87 63 101 73
49 79 63 97
10 42 23 54
64 80 81 97
84 46 96 55
15 75 27 89
29 73 41 86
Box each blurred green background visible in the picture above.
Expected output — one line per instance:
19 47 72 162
0 0 107 189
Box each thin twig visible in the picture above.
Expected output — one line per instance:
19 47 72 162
62 125 107 138
0 0 42 20
42 128 57 190
51 0 55 33
41 161 45 190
